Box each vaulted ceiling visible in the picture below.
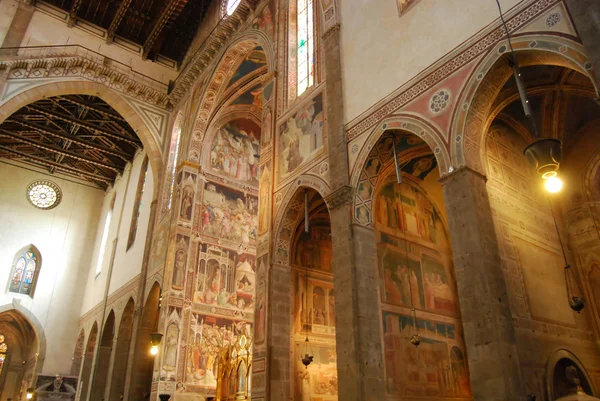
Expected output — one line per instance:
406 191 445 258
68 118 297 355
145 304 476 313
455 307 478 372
0 95 142 189
39 0 214 63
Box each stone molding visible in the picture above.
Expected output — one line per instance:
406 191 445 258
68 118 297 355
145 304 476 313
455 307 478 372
322 23 340 41
0 56 170 107
437 165 487 184
325 185 353 210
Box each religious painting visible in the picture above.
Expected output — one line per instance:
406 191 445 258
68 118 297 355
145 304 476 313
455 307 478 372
294 343 338 401
179 172 196 222
210 119 261 184
295 274 336 336
172 235 190 289
401 154 437 180
293 225 332 272
382 311 470 397
380 247 425 309
186 314 252 387
228 47 267 87
255 278 266 344
161 307 182 381
252 5 274 39
261 107 273 148
200 181 258 245
258 162 271 235
10 250 37 295
262 81 274 103
151 221 169 271
279 93 325 178
233 84 263 107
422 253 456 315
194 245 256 312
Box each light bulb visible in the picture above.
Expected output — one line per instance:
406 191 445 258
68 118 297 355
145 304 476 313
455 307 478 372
26 394 33 400
150 345 159 356
544 176 563 193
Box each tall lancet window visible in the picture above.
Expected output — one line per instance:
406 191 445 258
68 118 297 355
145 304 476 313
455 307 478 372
9 247 40 296
163 113 183 213
297 0 315 96
127 156 149 250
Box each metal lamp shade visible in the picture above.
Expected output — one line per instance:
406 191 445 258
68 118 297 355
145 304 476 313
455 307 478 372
523 139 562 179
150 332 163 345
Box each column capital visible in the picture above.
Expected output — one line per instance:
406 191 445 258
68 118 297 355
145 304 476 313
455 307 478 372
325 185 353 210
438 165 487 185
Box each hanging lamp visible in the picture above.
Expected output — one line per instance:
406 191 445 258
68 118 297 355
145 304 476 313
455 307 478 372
392 137 421 347
301 190 314 368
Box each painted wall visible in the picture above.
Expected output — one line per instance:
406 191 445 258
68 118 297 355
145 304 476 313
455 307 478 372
80 151 155 315
338 0 522 123
0 161 103 375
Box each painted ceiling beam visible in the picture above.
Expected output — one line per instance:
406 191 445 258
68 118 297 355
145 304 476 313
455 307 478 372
67 0 84 26
0 129 123 173
106 0 134 43
7 117 131 161
142 0 188 59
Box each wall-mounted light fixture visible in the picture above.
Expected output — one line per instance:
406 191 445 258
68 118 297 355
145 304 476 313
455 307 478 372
150 332 163 356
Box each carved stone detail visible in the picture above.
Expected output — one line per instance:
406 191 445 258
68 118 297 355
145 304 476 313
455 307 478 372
325 185 353 210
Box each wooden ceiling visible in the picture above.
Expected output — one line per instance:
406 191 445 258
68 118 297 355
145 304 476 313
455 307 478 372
40 0 213 63
0 94 142 189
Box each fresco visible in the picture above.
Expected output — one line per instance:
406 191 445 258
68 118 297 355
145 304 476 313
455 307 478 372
375 180 457 316
193 245 256 312
160 307 182 381
228 47 267 87
293 225 332 272
200 181 258 245
179 172 196 222
210 119 261 184
294 343 338 401
185 314 252 387
383 312 470 397
233 84 263 107
279 93 324 178
172 234 190 290
258 162 271 235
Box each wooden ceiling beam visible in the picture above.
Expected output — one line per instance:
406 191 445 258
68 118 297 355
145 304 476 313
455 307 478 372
0 145 113 184
0 129 123 173
7 117 132 161
57 96 127 121
25 105 141 146
67 0 85 26
106 0 134 43
142 0 187 59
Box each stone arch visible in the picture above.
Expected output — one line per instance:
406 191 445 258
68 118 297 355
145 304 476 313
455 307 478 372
188 31 274 162
546 349 596 400
0 80 164 198
70 328 85 376
350 114 451 191
272 177 331 266
109 298 135 401
90 309 115 401
451 34 597 173
79 321 98 401
0 301 47 375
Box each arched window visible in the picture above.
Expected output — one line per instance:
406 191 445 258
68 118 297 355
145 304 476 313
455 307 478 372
163 113 183 213
127 156 149 250
296 0 315 96
0 335 6 376
96 195 116 276
9 246 41 296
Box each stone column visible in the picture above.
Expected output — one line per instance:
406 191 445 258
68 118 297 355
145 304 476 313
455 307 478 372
1 1 33 50
565 0 600 87
440 167 524 400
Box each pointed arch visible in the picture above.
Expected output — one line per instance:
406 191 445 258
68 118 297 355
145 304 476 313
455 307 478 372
8 244 42 297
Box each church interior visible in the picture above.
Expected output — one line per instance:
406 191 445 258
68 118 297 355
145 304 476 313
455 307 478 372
0 0 599 400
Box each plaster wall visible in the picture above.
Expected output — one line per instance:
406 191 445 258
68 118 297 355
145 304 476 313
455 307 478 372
0 161 103 375
80 151 154 315
15 7 177 83
338 0 521 123
0 0 19 45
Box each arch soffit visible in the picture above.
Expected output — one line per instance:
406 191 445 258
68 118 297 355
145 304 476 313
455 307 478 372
0 80 165 198
451 34 596 174
0 302 47 370
272 177 331 267
545 348 597 399
350 113 450 195
188 30 274 162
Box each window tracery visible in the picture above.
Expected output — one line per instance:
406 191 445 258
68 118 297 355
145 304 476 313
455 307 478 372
297 0 315 96
9 248 40 296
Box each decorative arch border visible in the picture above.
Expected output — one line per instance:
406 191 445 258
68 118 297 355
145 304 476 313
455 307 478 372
0 300 47 376
545 348 597 400
272 176 331 266
0 80 165 198
451 34 597 174
188 30 275 163
199 105 262 174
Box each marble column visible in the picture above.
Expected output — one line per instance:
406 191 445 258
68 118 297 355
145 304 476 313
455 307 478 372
440 167 524 400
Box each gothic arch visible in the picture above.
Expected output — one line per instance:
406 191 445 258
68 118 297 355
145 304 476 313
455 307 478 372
8 244 42 297
272 177 331 266
350 114 451 190
0 302 46 375
188 30 274 162
546 349 596 400
0 80 165 198
451 34 596 174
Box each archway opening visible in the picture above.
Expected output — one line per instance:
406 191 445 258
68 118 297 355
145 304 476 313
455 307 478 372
290 188 337 401
130 283 161 400
70 329 85 376
357 130 471 398
91 310 115 401
0 309 39 401
109 299 136 400
78 322 98 401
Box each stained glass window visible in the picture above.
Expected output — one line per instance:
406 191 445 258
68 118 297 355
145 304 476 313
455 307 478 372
226 0 241 15
96 196 115 276
127 157 149 250
0 335 6 376
166 115 183 211
297 0 315 96
10 250 38 296
27 180 62 209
